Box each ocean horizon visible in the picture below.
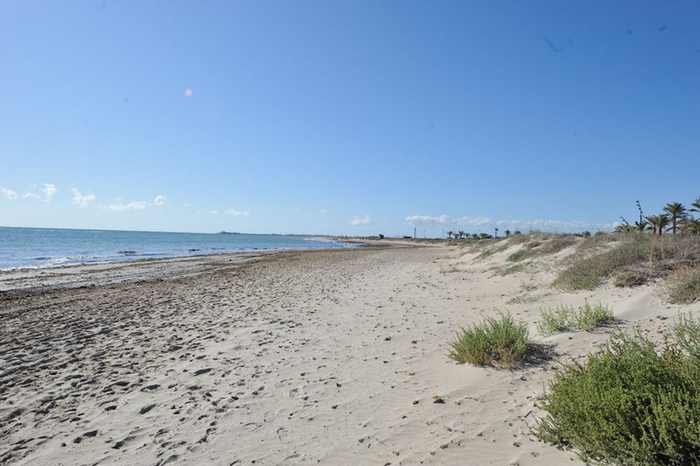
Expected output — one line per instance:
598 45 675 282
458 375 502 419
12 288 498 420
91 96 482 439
0 226 357 271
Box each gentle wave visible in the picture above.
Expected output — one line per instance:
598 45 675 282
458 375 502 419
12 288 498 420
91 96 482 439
0 227 357 271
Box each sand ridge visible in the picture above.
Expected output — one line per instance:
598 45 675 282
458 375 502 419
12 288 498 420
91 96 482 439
0 243 681 465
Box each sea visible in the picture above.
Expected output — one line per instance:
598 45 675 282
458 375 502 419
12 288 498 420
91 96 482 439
0 227 357 271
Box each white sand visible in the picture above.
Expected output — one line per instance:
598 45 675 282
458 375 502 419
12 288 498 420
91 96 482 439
0 242 688 465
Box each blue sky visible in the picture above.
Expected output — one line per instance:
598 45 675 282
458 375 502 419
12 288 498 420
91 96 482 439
2 1 699 236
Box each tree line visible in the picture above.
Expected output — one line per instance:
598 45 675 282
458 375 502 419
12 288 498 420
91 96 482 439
446 229 521 240
616 197 700 235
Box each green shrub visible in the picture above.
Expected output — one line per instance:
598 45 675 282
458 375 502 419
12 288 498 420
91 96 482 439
537 305 574 335
448 313 531 369
507 250 532 262
575 301 615 332
673 313 700 367
537 302 614 336
534 327 700 465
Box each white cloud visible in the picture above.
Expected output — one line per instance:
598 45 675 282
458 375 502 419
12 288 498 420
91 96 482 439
107 200 148 211
348 215 372 226
404 215 452 227
43 183 57 201
224 208 249 217
209 210 220 216
23 183 57 202
72 188 96 208
405 214 614 233
104 194 167 211
1 186 18 200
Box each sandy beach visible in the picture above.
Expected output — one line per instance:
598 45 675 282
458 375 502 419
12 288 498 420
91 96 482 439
0 241 687 465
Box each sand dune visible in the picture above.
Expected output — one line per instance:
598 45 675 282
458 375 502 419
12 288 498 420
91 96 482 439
0 241 685 465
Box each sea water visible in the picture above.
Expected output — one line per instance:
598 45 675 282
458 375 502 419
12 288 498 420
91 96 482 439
0 227 357 271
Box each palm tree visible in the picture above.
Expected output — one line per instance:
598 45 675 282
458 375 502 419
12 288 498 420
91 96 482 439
633 220 648 233
663 202 687 235
446 231 454 239
644 216 657 235
680 216 700 236
646 214 671 236
458 230 465 239
690 197 700 215
505 229 511 236
657 213 671 235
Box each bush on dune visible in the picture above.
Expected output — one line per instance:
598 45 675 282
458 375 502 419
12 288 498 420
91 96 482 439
537 301 615 336
534 314 700 465
554 236 650 290
554 233 700 295
448 313 531 369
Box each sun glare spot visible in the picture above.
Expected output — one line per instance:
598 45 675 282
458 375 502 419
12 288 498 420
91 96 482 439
184 88 193 96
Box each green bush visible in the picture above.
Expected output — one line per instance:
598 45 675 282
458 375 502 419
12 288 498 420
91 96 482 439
576 301 615 332
534 321 700 465
537 302 614 336
537 304 574 335
507 250 532 262
672 313 700 368
448 313 531 369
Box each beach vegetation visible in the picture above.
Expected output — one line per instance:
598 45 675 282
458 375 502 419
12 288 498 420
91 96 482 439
447 313 532 369
668 267 700 304
500 263 525 276
474 242 510 260
554 235 650 290
505 293 537 305
555 232 700 295
534 316 700 465
537 301 614 336
612 268 648 287
664 202 687 235
506 233 578 263
507 250 532 262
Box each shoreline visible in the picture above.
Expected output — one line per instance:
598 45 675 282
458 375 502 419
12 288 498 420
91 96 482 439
0 242 399 294
0 227 361 272
1 241 679 465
